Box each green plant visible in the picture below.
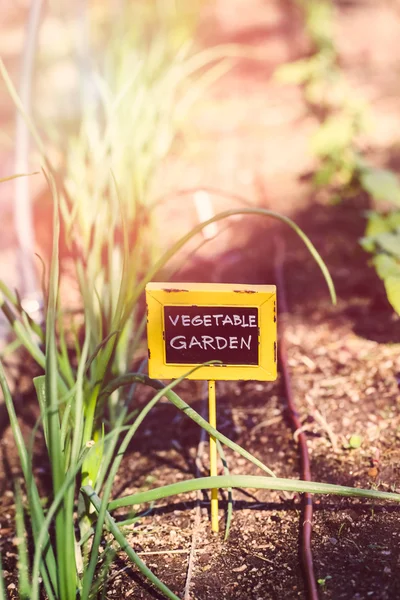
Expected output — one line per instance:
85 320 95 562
0 0 253 485
275 0 367 189
317 575 332 589
360 204 400 315
277 0 400 314
0 155 336 599
348 434 363 449
275 0 337 106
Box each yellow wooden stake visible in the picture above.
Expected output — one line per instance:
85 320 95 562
208 380 219 532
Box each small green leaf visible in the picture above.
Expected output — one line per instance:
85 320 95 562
311 115 354 157
307 0 334 47
360 169 400 206
349 434 363 449
374 231 400 258
274 58 315 84
359 236 376 253
372 254 400 280
384 275 400 315
387 212 400 230
314 162 336 187
365 212 391 237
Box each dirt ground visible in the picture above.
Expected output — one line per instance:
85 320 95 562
2 0 400 599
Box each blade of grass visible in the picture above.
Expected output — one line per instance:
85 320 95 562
121 207 336 331
0 171 39 183
0 58 52 173
106 475 400 511
70 324 91 467
57 312 76 389
60 392 74 452
84 330 120 376
33 376 49 446
43 169 76 600
178 43 263 81
84 472 400 600
176 57 235 117
109 171 130 330
0 296 46 367
0 281 18 305
0 281 68 396
0 337 22 358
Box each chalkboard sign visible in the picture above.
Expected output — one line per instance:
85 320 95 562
164 305 259 365
145 282 277 381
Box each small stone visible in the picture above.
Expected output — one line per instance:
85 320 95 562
384 566 391 575
329 537 338 545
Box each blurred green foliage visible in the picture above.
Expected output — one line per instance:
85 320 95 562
275 0 367 188
278 0 400 315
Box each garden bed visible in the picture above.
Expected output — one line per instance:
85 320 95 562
2 194 400 599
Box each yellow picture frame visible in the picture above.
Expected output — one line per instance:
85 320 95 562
145 282 277 381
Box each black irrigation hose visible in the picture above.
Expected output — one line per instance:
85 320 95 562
274 239 319 600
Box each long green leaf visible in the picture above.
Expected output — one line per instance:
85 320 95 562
33 376 48 446
0 171 39 183
43 170 76 600
106 475 400 511
121 207 336 330
70 326 91 467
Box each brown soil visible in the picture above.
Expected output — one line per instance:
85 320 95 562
2 1 400 599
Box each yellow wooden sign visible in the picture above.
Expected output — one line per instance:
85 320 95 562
146 281 277 533
145 282 277 381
